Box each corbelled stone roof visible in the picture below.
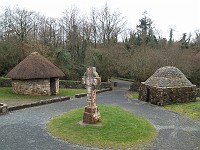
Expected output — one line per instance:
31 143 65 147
144 66 194 87
6 52 65 79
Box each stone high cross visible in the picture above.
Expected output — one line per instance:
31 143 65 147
82 67 101 124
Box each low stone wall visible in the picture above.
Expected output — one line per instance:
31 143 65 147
129 81 141 92
0 79 112 90
75 88 112 98
196 88 200 97
8 96 70 112
59 80 112 89
59 80 83 88
99 82 112 89
0 78 12 87
12 79 51 96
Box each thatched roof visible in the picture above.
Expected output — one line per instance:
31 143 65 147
6 52 65 79
144 66 194 87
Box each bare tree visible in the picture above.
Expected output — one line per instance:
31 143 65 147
59 6 87 63
59 6 80 44
0 8 38 57
5 8 36 42
87 4 127 46
0 8 12 40
80 18 92 44
90 8 99 48
38 16 59 50
97 4 127 45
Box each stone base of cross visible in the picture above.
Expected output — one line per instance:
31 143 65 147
83 106 100 124
82 67 101 124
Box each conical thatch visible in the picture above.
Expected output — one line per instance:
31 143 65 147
144 66 193 87
6 52 65 79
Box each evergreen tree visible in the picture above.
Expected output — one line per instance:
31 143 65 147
135 11 157 47
168 28 174 45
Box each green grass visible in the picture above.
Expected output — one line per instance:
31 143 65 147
127 92 139 99
0 87 85 100
165 98 200 122
0 77 10 80
58 88 85 97
110 77 134 82
47 104 157 149
128 92 200 123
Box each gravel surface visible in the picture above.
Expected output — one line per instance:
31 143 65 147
0 80 199 150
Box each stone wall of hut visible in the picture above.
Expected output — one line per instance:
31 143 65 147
138 82 148 101
12 79 51 96
54 78 59 95
139 83 196 105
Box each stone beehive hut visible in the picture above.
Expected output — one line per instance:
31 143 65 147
138 66 196 105
6 52 65 96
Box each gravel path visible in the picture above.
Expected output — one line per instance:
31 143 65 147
0 80 199 150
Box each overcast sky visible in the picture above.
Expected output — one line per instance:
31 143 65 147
1 0 200 40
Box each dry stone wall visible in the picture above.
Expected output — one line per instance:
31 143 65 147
12 79 51 96
139 83 196 105
59 80 112 89
55 78 59 95
0 78 11 87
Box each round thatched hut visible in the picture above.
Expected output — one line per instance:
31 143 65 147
138 66 196 105
6 52 65 96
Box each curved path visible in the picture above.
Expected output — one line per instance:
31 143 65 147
0 80 199 150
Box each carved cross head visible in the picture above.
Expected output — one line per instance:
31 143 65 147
82 67 101 88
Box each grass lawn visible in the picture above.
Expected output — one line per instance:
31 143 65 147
127 91 139 99
0 87 85 100
58 88 85 97
164 97 200 122
128 92 200 123
47 104 157 149
0 87 86 107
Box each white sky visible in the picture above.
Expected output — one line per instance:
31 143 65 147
1 0 200 40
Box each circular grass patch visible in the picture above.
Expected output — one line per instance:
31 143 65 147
47 104 157 149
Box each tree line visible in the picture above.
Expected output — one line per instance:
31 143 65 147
0 5 200 85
